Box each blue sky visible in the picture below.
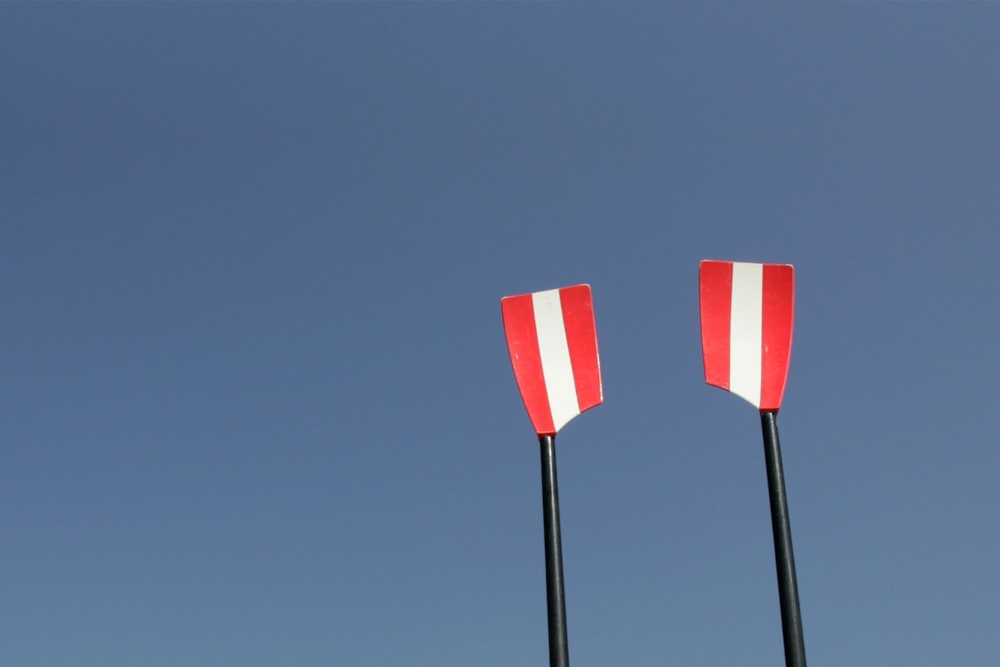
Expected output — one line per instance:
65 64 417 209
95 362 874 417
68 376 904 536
3 3 999 665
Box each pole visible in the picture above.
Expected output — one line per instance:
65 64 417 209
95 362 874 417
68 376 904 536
539 434 570 667
760 411 807 667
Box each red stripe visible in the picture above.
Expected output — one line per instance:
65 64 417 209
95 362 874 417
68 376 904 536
699 261 733 391
501 294 555 435
559 284 603 413
760 264 794 412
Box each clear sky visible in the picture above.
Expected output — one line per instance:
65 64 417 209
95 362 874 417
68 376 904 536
3 3 999 666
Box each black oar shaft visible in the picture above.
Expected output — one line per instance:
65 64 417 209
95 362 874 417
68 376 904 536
539 434 570 667
760 411 807 667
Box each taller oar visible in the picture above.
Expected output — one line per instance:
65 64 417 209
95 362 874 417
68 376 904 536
501 284 604 667
699 260 807 667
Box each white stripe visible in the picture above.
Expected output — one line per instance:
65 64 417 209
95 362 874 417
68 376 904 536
532 289 580 432
729 262 763 408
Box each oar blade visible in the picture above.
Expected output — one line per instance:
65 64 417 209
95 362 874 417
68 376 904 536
501 284 603 436
699 260 794 412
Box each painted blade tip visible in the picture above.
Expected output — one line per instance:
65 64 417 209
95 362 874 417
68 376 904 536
700 258 795 268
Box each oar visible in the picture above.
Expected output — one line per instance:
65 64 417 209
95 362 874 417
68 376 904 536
501 284 604 667
699 260 807 667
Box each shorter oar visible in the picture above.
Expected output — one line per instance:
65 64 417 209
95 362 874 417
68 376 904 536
501 284 604 667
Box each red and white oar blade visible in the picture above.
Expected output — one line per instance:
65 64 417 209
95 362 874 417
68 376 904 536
501 284 603 436
699 260 794 412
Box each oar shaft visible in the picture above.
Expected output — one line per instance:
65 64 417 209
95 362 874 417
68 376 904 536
539 434 570 667
760 412 808 667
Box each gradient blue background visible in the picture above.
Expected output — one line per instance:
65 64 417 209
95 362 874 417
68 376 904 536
3 3 999 665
